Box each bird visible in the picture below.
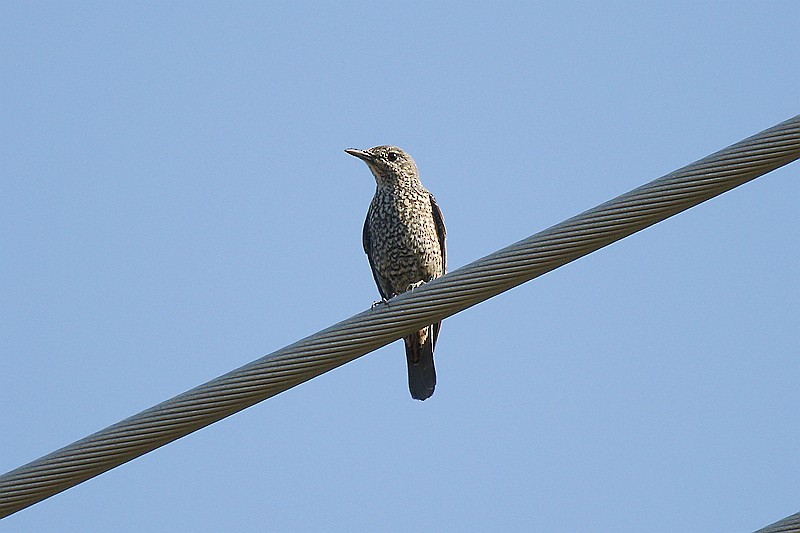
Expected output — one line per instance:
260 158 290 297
345 145 447 401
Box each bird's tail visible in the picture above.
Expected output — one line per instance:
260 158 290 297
404 323 439 401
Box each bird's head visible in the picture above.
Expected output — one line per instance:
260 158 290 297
345 145 419 187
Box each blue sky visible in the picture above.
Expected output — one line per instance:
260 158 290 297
1 2 798 531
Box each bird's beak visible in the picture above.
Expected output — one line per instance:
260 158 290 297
345 148 374 162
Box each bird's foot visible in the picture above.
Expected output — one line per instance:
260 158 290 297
406 280 426 292
371 297 390 309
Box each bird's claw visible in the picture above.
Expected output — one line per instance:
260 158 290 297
406 280 426 292
371 298 390 309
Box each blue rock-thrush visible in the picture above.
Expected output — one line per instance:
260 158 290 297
346 145 447 400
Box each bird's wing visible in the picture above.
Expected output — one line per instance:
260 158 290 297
429 193 447 273
429 193 447 349
363 207 392 300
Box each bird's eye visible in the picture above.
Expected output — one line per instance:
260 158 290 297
387 152 398 162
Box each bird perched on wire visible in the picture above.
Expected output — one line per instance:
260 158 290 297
345 145 447 401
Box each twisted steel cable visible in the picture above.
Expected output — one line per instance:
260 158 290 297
755 511 800 533
2 115 799 518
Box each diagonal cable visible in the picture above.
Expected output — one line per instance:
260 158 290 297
755 511 800 533
1 115 799 518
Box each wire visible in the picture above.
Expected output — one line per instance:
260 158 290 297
755 511 800 533
1 115 799 519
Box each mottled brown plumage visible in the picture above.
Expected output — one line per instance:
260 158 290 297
345 145 446 400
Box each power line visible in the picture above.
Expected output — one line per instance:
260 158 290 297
1 115 799 519
755 511 800 533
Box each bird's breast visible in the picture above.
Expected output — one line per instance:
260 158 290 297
367 188 444 292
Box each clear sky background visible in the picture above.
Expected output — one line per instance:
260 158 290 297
1 3 798 532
